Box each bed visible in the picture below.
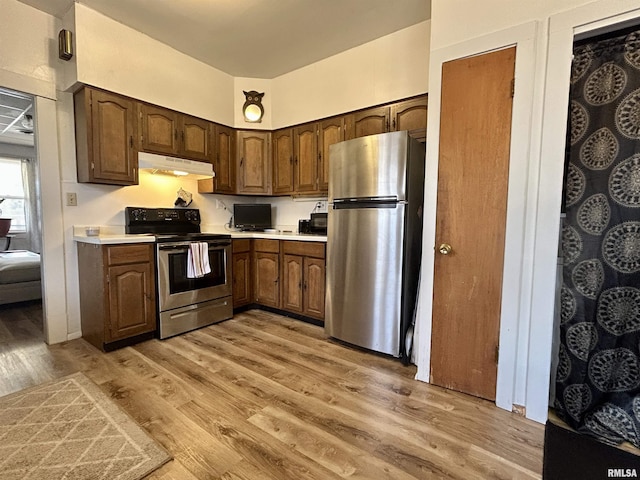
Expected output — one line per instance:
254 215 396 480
0 250 42 305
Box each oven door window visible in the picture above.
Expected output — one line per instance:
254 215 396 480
168 248 226 294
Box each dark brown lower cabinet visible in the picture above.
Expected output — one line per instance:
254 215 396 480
232 238 325 322
232 239 252 308
253 239 280 308
77 242 156 351
281 241 325 322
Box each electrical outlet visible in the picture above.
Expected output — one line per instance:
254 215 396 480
317 200 327 212
216 199 225 210
66 192 77 206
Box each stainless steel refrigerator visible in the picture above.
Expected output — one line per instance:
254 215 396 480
325 131 425 363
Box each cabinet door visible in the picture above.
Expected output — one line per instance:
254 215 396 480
272 128 294 194
140 104 179 155
254 251 279 307
303 256 326 320
211 125 236 194
86 89 138 185
106 262 156 341
237 131 271 194
180 115 212 162
232 251 252 308
294 123 318 193
282 254 303 313
352 106 390 139
318 117 345 192
391 96 428 142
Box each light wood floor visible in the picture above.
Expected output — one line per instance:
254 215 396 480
0 303 544 479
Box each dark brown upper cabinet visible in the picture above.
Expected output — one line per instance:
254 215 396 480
346 95 428 142
237 130 272 195
139 104 180 155
181 115 213 162
212 124 236 193
318 116 346 192
293 123 319 194
391 96 428 142
74 86 138 186
139 103 213 162
347 105 390 139
272 128 294 195
198 124 236 194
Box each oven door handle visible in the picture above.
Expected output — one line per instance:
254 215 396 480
158 241 230 251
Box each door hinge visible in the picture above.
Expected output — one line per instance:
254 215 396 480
495 345 500 364
510 78 515 98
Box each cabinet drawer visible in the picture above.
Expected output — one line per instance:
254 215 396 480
253 239 280 253
282 241 325 259
233 239 251 253
106 244 153 265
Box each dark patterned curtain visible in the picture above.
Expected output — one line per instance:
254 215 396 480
556 29 640 448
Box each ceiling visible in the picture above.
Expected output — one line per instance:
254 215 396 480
17 0 431 78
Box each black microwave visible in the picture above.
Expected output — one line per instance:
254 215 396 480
299 213 327 235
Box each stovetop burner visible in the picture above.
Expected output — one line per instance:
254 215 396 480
125 207 230 242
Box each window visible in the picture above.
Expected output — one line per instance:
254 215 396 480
0 157 27 233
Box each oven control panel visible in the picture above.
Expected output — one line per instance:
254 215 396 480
125 207 201 234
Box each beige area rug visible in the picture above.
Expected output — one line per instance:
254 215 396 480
0 372 171 480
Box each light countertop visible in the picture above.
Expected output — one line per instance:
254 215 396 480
73 225 326 244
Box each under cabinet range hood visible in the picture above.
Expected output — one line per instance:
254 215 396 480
138 152 214 179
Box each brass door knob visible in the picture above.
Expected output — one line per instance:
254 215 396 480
438 243 452 255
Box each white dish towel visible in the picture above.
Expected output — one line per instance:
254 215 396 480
187 242 211 278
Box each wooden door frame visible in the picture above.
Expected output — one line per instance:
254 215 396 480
415 22 542 419
530 3 640 421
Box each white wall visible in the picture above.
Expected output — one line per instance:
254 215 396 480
430 0 595 49
272 21 430 128
68 4 235 125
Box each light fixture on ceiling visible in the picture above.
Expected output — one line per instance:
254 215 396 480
242 90 264 123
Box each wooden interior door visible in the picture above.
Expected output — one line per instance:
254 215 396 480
430 47 516 401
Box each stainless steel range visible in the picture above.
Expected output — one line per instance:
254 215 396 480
125 207 232 339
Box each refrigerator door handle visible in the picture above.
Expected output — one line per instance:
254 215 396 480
332 197 403 209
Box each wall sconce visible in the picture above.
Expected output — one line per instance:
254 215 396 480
58 29 73 61
242 90 264 123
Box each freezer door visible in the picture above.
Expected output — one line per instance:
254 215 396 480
328 131 408 202
325 203 405 356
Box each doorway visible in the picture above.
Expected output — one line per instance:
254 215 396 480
430 47 516 401
0 87 45 350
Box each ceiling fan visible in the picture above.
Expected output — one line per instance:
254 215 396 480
16 114 34 134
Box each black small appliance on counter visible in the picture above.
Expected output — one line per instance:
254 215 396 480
299 213 327 235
